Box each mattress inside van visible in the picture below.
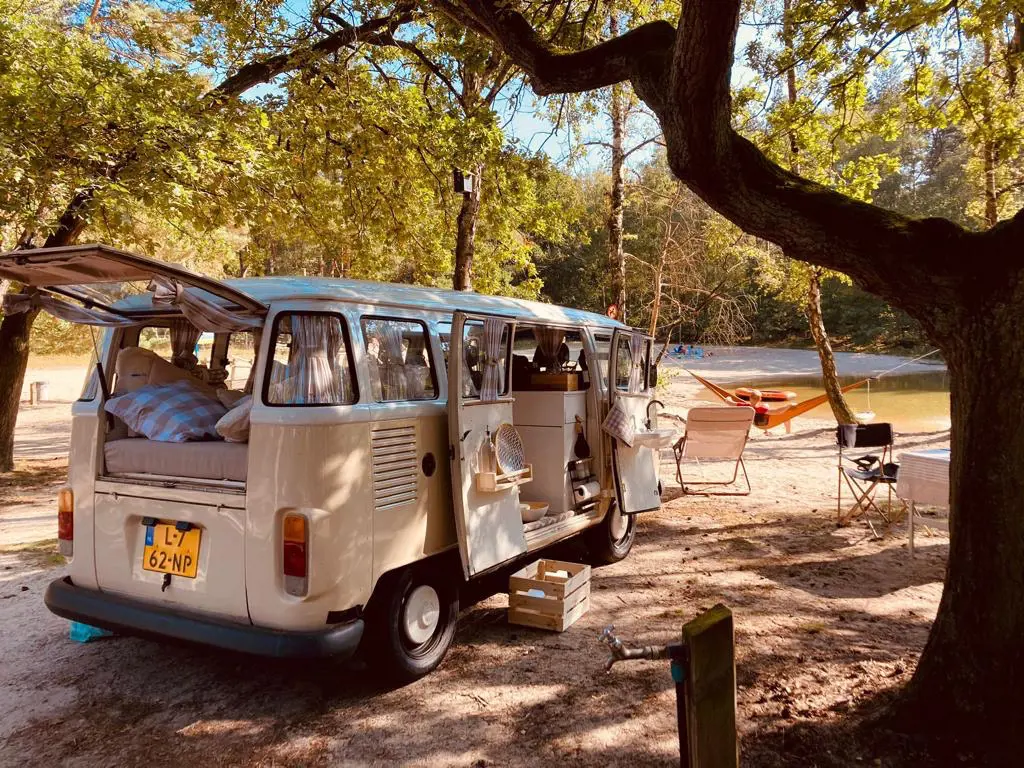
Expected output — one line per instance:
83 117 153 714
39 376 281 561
104 438 248 482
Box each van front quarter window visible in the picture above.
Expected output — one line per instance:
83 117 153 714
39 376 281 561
264 313 357 406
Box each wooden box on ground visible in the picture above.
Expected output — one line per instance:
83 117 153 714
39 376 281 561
508 559 591 631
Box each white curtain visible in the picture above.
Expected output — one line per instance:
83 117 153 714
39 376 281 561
628 334 646 394
379 322 408 401
150 277 262 333
2 292 135 326
168 318 201 369
286 315 347 404
243 329 263 395
405 332 429 399
535 327 565 370
479 317 505 402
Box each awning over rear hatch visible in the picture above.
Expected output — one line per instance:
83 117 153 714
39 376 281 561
0 243 266 330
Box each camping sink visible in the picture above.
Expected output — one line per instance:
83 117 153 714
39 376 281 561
632 428 676 449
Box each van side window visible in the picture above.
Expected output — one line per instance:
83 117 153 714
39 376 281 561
614 335 651 392
264 313 357 406
360 318 437 401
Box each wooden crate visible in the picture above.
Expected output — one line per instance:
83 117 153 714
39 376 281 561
508 559 591 631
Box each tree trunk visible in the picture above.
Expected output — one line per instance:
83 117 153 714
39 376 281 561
893 294 1024 749
453 162 482 292
607 12 627 320
0 197 90 473
0 309 36 472
806 268 858 424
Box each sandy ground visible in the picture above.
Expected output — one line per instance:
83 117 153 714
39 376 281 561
0 351 955 766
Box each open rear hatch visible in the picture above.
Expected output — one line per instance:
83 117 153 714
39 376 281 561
0 243 266 317
1 244 265 622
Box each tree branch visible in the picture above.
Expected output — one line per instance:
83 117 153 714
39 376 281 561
211 5 418 99
431 0 675 96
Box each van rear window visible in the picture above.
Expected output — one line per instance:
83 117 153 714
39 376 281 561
264 313 357 406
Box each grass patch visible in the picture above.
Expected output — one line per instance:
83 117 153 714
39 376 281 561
798 620 828 635
0 458 67 491
0 538 66 568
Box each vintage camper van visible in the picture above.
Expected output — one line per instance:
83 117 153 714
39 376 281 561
1 244 671 681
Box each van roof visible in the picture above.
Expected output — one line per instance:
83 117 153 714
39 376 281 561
112 276 628 330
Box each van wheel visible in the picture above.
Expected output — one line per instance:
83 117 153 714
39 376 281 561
365 565 459 684
584 502 636 565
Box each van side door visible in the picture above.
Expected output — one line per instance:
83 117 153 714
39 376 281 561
608 329 662 514
447 311 527 577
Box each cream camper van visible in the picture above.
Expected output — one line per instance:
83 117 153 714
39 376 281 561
1 244 671 681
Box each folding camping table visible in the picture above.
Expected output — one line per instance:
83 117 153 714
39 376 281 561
896 448 950 557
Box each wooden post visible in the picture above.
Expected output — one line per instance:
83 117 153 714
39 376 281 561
681 604 738 768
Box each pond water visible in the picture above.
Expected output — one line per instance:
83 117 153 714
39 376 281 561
703 369 951 433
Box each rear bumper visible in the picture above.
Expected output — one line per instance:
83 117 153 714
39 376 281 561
44 576 364 659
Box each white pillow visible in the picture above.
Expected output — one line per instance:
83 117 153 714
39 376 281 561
215 395 252 443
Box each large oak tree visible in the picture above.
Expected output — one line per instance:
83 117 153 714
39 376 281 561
431 0 1024 750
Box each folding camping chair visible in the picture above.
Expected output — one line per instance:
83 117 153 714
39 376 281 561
673 406 755 495
836 422 907 533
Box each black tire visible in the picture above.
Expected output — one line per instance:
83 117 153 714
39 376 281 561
583 502 637 565
363 564 459 684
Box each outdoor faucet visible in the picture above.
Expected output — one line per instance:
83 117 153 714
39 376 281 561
645 399 665 431
599 625 675 672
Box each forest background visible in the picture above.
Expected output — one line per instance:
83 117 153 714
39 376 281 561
4 0 1016 361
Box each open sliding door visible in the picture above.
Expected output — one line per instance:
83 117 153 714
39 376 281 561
608 329 662 514
448 311 527 578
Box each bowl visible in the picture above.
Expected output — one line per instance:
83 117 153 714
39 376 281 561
520 501 549 523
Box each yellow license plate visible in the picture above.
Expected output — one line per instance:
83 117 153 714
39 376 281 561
143 522 201 578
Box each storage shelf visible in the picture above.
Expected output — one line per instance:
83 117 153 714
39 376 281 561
476 464 533 493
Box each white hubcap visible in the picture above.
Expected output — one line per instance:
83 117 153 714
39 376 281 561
609 507 629 541
403 585 441 645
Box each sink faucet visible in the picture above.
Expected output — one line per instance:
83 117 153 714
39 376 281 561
645 399 665 430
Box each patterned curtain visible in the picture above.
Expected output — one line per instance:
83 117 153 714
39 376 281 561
288 315 344 404
628 334 646 394
535 327 565 370
479 317 506 402
169 318 201 369
150 277 262 332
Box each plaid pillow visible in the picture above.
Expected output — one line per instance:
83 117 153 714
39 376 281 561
105 380 227 443
601 397 636 447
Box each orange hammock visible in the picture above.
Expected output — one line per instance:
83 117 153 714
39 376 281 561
685 370 870 430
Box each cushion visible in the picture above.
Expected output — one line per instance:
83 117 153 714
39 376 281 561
216 395 252 443
105 438 248 482
216 388 248 409
114 346 216 396
104 380 227 443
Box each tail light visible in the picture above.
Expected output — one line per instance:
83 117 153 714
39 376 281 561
282 513 308 596
57 487 73 557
